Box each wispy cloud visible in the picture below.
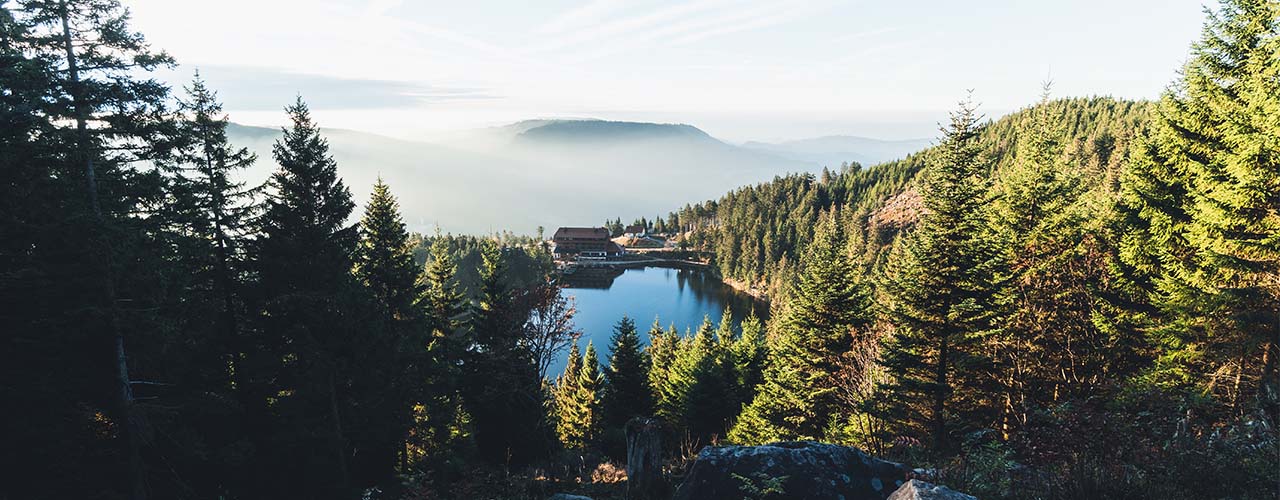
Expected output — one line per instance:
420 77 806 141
166 65 500 110
537 0 629 35
534 0 843 64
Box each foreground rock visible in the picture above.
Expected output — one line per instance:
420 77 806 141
886 479 977 500
546 494 592 500
673 441 910 500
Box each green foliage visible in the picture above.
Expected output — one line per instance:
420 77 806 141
1120 0 1280 422
877 96 1005 455
732 472 790 499
601 316 653 429
730 212 873 444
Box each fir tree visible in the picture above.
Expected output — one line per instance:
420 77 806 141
555 342 585 447
878 95 1004 454
575 341 605 447
255 96 362 496
463 239 553 466
602 316 653 429
353 178 424 480
1122 0 1280 423
647 320 682 424
729 211 872 444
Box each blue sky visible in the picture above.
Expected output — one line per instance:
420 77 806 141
127 0 1208 141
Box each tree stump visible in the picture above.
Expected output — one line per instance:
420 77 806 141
625 417 665 500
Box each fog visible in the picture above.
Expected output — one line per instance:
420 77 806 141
227 119 920 235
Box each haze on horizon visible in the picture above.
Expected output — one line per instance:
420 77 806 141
126 0 1206 143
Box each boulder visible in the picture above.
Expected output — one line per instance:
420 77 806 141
547 494 593 500
625 417 667 499
886 479 977 500
673 441 909 500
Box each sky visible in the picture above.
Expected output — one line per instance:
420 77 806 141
126 0 1208 142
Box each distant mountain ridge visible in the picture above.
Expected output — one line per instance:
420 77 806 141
225 118 934 235
516 119 714 143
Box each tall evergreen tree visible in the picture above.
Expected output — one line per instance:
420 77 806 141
730 313 767 410
878 96 1004 454
602 316 653 429
463 239 553 466
729 211 873 444
1121 0 1280 424
555 342 585 447
575 341 605 447
166 73 259 392
255 96 361 497
352 178 423 483
648 320 682 424
2 2 173 497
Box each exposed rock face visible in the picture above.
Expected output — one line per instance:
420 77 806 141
625 417 667 500
886 479 977 500
673 441 909 500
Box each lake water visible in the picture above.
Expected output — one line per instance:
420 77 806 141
552 266 769 376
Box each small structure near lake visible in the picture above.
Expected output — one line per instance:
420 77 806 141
552 226 624 260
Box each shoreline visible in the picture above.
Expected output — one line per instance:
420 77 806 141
720 275 770 303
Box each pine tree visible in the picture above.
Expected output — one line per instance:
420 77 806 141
555 342 585 447
255 96 360 497
463 239 553 465
878 95 1004 454
647 320 682 424
575 341 605 447
353 178 424 480
3 2 173 497
602 316 653 429
730 313 767 409
729 211 872 444
166 73 260 394
1121 0 1280 423
357 178 421 322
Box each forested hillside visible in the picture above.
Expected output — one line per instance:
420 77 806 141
672 96 1152 298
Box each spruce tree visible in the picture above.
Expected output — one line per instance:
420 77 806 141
256 96 361 497
602 316 653 429
463 239 552 466
647 320 682 424
730 313 767 410
2 2 172 496
729 211 872 444
1121 0 1280 424
555 342 584 447
353 178 423 480
575 341 605 447
356 178 421 322
878 95 1004 454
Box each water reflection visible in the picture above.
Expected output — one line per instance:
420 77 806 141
552 266 768 376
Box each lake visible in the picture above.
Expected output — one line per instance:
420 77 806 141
551 265 769 376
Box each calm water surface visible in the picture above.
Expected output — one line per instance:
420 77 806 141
552 266 768 376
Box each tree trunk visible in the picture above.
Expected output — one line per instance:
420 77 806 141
59 3 146 499
625 417 666 500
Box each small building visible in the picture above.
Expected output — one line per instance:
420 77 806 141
624 224 647 237
553 227 623 258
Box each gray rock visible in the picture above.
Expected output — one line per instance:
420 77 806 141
886 479 977 500
673 441 909 500
546 494 593 500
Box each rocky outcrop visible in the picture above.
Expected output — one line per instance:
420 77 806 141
625 417 667 500
673 441 910 500
886 479 977 500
